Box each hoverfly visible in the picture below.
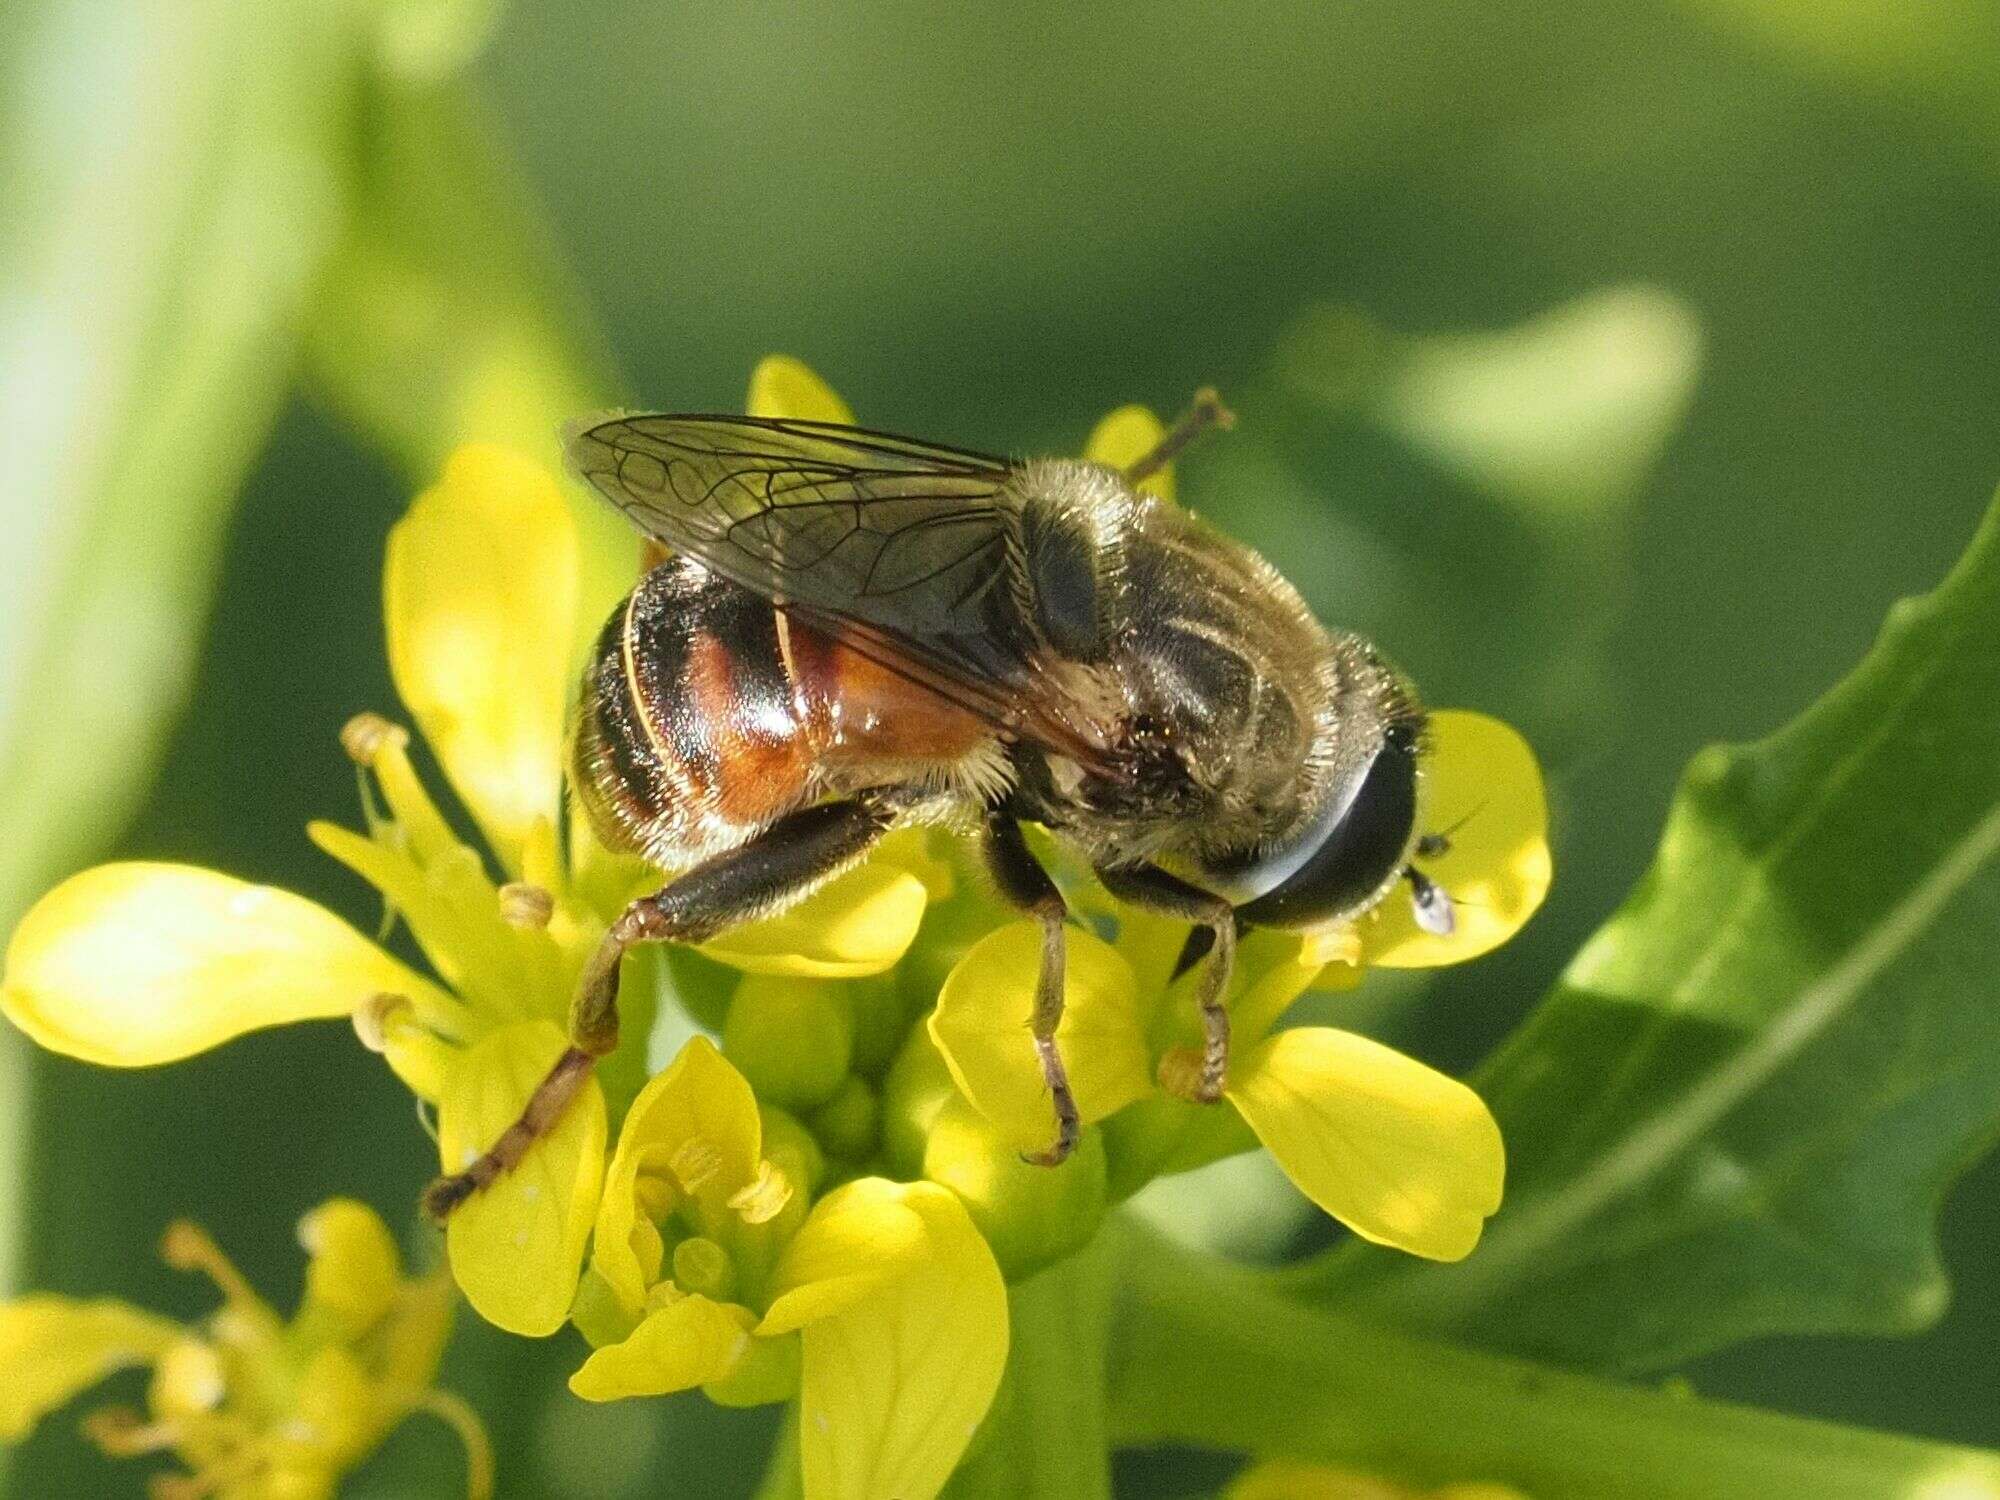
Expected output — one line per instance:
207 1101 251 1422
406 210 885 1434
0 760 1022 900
423 393 1451 1217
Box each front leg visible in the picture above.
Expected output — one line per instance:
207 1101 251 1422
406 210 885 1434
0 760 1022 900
1094 863 1236 1102
423 797 895 1219
983 813 1080 1166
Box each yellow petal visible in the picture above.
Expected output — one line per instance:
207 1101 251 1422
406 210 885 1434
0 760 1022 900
746 355 855 423
0 1295 180 1439
568 1294 755 1402
591 1036 765 1317
792 1181 1007 1500
0 864 449 1067
1227 1027 1503 1261
298 1198 402 1339
385 444 579 874
928 920 1150 1155
700 863 927 978
758 1177 931 1336
1084 404 1174 500
441 1021 606 1336
1353 711 1550 968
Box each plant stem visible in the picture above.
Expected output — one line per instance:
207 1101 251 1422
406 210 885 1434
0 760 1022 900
1106 1222 2000 1500
945 1233 1115 1500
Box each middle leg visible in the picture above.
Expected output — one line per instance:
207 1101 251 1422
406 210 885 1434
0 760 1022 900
1094 862 1237 1102
983 812 1080 1166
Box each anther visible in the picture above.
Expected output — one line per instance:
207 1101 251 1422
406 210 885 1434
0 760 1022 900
498 882 555 930
727 1160 793 1225
668 1138 723 1194
81 1407 187 1460
160 1222 264 1315
340 712 407 768
1156 1046 1211 1102
352 993 414 1055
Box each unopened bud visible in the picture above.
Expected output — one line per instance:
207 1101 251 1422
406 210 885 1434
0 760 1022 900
923 1097 1105 1281
809 1076 879 1163
722 974 853 1111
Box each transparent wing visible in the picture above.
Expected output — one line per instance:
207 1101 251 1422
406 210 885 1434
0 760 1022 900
565 413 1120 765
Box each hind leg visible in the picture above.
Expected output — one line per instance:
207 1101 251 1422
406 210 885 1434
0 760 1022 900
423 797 895 1219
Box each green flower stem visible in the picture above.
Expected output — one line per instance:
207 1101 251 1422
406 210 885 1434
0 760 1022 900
1106 1221 2000 1500
945 1232 1115 1500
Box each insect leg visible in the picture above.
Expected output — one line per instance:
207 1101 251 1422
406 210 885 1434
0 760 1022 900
1094 863 1236 1102
1122 388 1236 485
983 813 1080 1167
422 797 896 1220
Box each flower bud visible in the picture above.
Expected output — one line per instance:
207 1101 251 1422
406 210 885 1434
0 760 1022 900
810 1075 880 1163
758 1105 828 1200
723 974 853 1111
881 1028 958 1179
922 1097 1106 1281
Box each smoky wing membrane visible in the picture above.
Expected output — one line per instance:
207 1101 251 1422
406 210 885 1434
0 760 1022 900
566 415 1020 630
568 414 1108 744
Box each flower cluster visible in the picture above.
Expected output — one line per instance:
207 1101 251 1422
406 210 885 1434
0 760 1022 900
0 1199 487 1499
0 357 1549 1498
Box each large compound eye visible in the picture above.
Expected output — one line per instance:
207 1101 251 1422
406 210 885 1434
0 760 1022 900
1224 733 1419 929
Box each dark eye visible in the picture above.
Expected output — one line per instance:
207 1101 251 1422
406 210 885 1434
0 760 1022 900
1229 734 1419 929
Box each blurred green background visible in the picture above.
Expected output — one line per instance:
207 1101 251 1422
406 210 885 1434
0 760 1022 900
3 1 1997 1495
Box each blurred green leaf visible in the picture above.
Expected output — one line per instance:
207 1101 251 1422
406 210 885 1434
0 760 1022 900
0 0 364 1328
1678 0 2000 157
1286 488 2000 1371
300 76 632 635
0 0 357 927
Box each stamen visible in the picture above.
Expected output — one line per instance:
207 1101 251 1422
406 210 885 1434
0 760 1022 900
1156 1046 1210 1102
340 712 407 768
81 1407 179 1457
727 1160 793 1226
160 1223 268 1319
405 1389 496 1500
668 1138 723 1194
497 882 555 930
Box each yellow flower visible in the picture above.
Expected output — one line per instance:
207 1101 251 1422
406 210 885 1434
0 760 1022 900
920 407 1549 1264
1227 1458 1529 1500
569 1036 1008 1500
2 415 929 1337
0 1198 491 1500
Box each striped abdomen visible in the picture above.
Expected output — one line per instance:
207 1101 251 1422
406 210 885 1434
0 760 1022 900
570 556 992 864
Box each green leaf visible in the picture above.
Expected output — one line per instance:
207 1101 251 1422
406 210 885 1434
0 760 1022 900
1287 488 2000 1371
1114 1221 2000 1500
